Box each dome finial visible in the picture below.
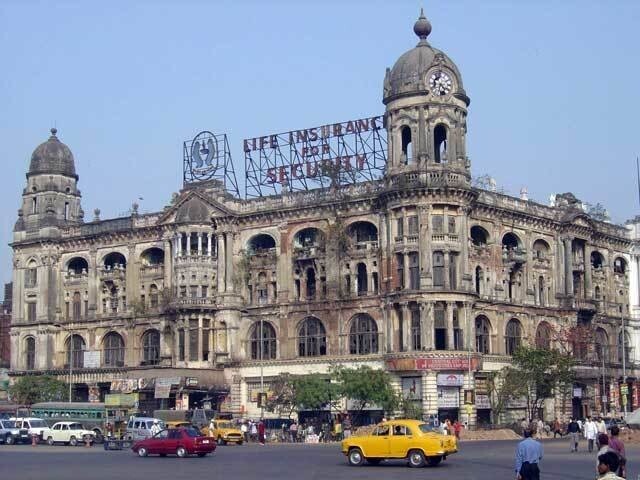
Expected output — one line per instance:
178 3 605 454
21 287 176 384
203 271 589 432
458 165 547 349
413 8 432 41
50 127 57 137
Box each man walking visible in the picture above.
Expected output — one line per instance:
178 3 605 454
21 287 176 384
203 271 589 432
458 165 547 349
584 417 598 453
567 418 580 452
552 418 562 438
514 429 543 480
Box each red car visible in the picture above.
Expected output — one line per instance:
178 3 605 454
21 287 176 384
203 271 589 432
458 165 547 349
132 427 216 458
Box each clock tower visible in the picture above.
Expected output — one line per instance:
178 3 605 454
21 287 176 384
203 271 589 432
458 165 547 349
383 10 471 180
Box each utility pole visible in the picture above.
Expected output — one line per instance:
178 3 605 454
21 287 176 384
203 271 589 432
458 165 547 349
621 309 627 416
260 317 264 419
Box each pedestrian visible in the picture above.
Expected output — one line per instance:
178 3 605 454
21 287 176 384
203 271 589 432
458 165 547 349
536 418 544 440
258 419 266 445
445 418 452 435
520 418 529 435
514 429 543 480
552 418 562 438
596 434 612 473
240 421 248 443
566 418 580 452
250 420 258 442
597 451 625 480
343 415 352 439
608 426 626 478
289 421 297 443
596 418 607 447
453 420 462 440
584 417 598 453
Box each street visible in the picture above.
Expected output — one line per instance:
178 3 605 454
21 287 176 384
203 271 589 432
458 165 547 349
0 438 635 480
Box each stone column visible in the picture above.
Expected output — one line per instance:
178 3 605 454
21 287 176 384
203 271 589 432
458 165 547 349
186 232 191 256
197 232 203 256
464 302 474 351
446 302 454 350
460 208 469 288
563 238 573 296
421 302 432 350
174 234 180 258
217 235 226 293
163 239 172 289
444 250 450 289
207 233 212 256
88 249 98 318
225 232 234 293
585 244 593 298
198 315 203 362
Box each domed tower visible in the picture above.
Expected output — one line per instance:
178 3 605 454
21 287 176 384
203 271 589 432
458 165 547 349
383 10 470 178
15 128 84 237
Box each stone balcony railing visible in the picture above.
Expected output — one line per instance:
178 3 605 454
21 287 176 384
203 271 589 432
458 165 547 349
140 264 165 277
174 255 217 266
99 267 126 281
64 272 89 285
292 245 325 260
431 233 459 243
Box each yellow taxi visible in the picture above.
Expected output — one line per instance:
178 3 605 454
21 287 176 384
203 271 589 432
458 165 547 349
208 420 243 445
341 419 457 467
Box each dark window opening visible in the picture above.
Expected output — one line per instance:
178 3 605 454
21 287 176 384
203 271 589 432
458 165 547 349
356 263 368 296
434 124 447 163
250 321 277 360
433 252 445 287
401 126 412 164
475 316 491 354
470 226 488 246
306 268 316 300
411 306 421 350
409 252 420 289
475 266 483 295
349 314 378 355
396 253 405 289
298 317 327 357
434 304 447 350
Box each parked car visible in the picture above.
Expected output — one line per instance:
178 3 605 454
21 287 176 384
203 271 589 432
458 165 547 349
0 419 20 444
11 418 49 442
341 419 458 468
42 422 96 446
131 426 216 458
604 418 627 432
125 417 165 441
208 420 243 445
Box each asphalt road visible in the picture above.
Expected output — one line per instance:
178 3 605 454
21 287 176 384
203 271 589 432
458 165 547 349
0 438 635 480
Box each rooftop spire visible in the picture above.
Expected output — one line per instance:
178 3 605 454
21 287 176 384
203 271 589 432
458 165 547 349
413 8 432 41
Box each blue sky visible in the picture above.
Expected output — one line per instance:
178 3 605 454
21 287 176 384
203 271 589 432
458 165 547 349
1 0 639 285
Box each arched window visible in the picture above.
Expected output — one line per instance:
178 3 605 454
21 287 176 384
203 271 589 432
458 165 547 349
247 234 276 254
532 239 550 260
67 257 88 276
434 124 447 163
594 286 602 300
433 251 445 287
298 317 326 357
149 284 159 308
103 252 127 270
25 337 36 370
591 251 604 269
103 332 125 367
140 248 164 266
535 322 552 349
614 257 627 275
401 126 412 164
141 329 160 365
66 334 85 368
475 316 491 354
25 260 38 288
356 263 368 296
72 291 82 320
502 233 521 251
595 328 609 363
249 321 276 360
505 319 522 355
347 221 378 245
470 226 489 246
349 314 378 355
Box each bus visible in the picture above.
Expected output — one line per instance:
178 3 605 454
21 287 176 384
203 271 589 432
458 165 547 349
30 402 106 442
0 404 29 419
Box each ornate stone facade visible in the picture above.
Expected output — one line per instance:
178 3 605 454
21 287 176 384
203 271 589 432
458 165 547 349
10 12 639 424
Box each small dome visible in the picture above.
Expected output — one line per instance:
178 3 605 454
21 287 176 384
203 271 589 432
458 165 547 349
28 128 77 178
176 197 210 224
383 11 468 105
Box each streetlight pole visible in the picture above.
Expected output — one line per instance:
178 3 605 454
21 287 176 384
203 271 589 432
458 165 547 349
69 328 73 403
621 309 627 416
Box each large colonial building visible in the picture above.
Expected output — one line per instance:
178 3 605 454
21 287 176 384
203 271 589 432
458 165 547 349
9 12 640 425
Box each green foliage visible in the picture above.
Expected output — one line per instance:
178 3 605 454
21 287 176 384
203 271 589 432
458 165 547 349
486 367 524 424
264 373 297 418
293 374 340 411
331 365 399 413
9 375 67 406
508 346 575 420
399 396 423 420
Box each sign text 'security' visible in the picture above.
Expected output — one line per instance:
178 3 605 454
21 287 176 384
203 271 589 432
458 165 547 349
243 116 382 185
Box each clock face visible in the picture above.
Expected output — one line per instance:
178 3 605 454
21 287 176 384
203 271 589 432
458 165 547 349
429 71 452 96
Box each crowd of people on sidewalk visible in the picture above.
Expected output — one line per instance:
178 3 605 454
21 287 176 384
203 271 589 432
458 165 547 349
514 416 628 480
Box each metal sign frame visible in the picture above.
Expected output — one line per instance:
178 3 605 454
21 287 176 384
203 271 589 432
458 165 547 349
183 131 240 196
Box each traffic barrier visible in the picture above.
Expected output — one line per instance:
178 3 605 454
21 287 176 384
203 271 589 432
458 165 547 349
103 438 133 451
31 434 38 447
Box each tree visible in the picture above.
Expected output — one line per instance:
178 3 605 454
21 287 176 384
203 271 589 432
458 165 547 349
508 346 575 421
486 367 524 424
264 373 297 418
331 365 399 417
293 374 340 412
9 375 67 405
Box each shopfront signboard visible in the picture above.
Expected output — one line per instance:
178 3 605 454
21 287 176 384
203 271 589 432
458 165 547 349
437 387 459 408
386 357 481 372
475 394 491 409
437 373 464 386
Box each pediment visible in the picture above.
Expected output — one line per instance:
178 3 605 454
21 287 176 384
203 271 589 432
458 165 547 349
157 190 230 226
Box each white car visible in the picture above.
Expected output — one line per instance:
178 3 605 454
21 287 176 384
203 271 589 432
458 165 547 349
11 417 49 442
43 422 95 446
